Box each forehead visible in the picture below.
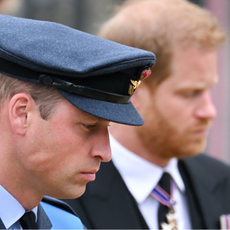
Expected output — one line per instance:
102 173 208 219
53 98 102 123
168 46 217 87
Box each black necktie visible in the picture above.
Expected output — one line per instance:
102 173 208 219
20 211 37 229
157 172 171 229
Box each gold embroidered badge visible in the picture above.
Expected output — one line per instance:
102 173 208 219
128 68 151 95
128 79 141 95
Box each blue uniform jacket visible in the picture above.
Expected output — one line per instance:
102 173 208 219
0 196 84 229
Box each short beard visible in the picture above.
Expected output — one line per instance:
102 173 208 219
136 109 209 160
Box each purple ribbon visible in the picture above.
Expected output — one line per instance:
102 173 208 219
151 184 176 208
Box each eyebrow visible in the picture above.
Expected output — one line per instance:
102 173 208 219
79 110 102 123
80 114 100 123
176 75 219 90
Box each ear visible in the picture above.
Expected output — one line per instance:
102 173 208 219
9 93 35 135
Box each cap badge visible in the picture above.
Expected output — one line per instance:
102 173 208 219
128 79 141 95
128 68 152 95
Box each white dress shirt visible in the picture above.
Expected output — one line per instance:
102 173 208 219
0 185 37 229
110 135 192 230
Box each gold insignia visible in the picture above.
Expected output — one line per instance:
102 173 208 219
128 68 151 95
128 79 141 95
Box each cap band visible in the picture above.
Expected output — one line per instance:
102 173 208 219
0 58 131 104
39 75 131 104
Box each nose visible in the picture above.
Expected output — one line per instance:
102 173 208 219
195 91 217 120
91 127 112 162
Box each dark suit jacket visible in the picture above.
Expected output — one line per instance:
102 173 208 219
63 154 230 229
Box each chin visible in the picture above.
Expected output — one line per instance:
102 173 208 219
68 188 86 199
53 185 87 199
178 150 201 159
185 144 206 157
176 140 207 159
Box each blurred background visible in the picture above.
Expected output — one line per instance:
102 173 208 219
1 0 229 164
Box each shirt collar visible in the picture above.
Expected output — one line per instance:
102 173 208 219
0 184 38 229
110 134 185 204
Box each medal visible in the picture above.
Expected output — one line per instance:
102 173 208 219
161 206 178 230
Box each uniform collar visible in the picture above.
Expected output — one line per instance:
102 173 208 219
0 184 38 229
110 135 185 204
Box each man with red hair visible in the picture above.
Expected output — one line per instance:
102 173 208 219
65 0 230 229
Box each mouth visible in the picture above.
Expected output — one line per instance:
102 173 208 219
193 129 207 134
80 168 99 182
191 127 210 136
191 121 211 134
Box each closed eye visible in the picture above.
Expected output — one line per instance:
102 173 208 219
84 124 97 130
180 89 203 98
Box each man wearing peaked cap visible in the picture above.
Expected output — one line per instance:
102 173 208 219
0 15 155 229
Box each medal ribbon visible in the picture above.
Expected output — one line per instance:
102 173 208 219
151 181 176 208
220 214 230 229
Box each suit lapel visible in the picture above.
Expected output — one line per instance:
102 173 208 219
0 219 6 229
179 154 227 229
178 158 205 229
76 161 149 229
37 203 52 229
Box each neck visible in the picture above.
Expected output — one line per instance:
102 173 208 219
0 154 42 210
0 177 42 210
109 124 170 168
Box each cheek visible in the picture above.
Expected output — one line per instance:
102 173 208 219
48 127 98 170
152 100 191 136
29 125 84 171
157 96 194 123
45 133 87 166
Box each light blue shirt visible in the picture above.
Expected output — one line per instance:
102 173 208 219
0 185 37 229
